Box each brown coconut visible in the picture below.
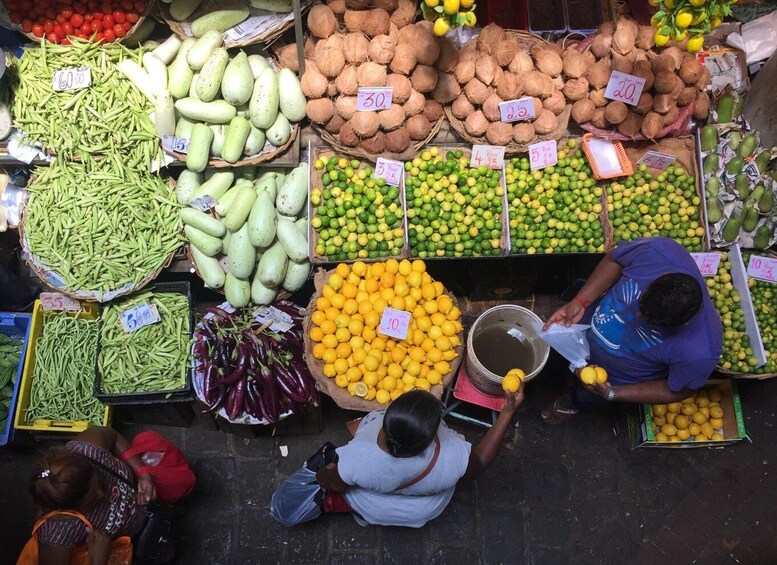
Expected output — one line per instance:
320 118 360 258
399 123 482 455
477 23 507 55
328 0 347 14
590 88 608 107
385 127 411 152
696 66 711 90
636 26 655 50
435 38 459 73
306 98 335 124
493 67 506 88
497 73 523 101
693 91 711 120
423 99 443 122
372 0 398 11
532 97 543 117
599 20 615 34
464 78 491 105
416 20 434 33
486 122 513 145
403 88 426 116
407 114 432 140
300 62 328 98
451 94 475 119
397 23 421 46
612 17 638 55
345 0 370 9
591 107 608 129
386 73 412 103
363 9 392 38
361 131 386 154
389 44 417 75
604 101 628 125
276 43 300 73
611 52 635 75
335 65 359 95
459 43 478 64
679 57 703 86
464 111 489 137
378 104 406 131
663 46 684 70
454 60 476 85
509 51 534 74
635 92 653 115
513 122 535 144
316 48 346 78
571 98 596 124
631 63 654 91
413 26 441 66
344 11 367 33
562 78 589 101
357 62 388 87
304 37 316 59
388 23 399 42
591 34 613 59
641 111 663 139
562 50 589 79
336 96 358 120
676 86 696 107
532 110 559 135
308 5 337 38
326 81 338 97
523 71 546 97
324 113 345 134
493 39 517 68
662 106 679 127
410 65 438 93
390 0 416 28
651 53 676 74
654 71 679 94
431 72 461 103
351 111 381 137
343 33 370 64
533 47 563 77
339 121 359 147
482 93 504 122
543 90 566 115
587 59 612 89
617 112 642 138
325 34 345 52
475 55 499 86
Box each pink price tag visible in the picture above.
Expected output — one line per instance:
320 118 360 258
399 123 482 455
747 255 777 283
604 71 646 107
690 252 722 277
356 87 393 111
529 140 558 170
374 157 403 187
378 307 411 340
40 292 81 312
499 97 536 123
637 151 676 171
470 145 505 169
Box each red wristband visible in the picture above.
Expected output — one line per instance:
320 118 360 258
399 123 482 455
572 296 589 309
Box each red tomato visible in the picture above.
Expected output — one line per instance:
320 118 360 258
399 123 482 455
101 2 113 14
92 11 103 19
87 0 98 10
122 20 131 31
112 10 125 23
125 11 138 23
7 11 20 22
134 1 144 13
76 31 89 39
53 24 64 36
61 37 71 45
46 32 59 43
43 20 54 33
79 21 92 34
102 28 116 42
113 23 126 37
61 9 74 18
62 22 74 35
84 14 93 21
103 15 114 27
21 19 32 32
120 0 133 10
55 14 66 23
94 31 105 42
70 13 84 27
90 20 104 32
31 23 44 37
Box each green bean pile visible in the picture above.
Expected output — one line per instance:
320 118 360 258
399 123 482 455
26 313 103 425
24 155 183 298
98 291 191 394
11 38 160 163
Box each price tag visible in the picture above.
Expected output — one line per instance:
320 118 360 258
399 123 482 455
529 140 558 170
253 306 294 333
743 161 760 181
356 87 393 111
499 97 536 123
378 307 411 340
690 252 722 277
747 255 777 283
374 157 403 187
190 196 218 212
120 303 161 333
52 67 92 92
162 135 190 154
637 151 676 171
470 144 505 169
604 70 646 107
40 292 81 312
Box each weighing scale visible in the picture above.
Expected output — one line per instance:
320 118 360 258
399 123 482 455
442 363 506 428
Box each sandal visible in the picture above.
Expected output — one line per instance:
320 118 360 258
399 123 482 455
541 394 579 425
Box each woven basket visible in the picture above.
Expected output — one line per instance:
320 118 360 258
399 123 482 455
303 267 463 412
1 0 157 44
156 0 307 48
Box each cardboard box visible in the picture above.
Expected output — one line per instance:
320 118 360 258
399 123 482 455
628 379 747 449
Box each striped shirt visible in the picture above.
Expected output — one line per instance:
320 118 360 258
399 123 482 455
37 441 147 547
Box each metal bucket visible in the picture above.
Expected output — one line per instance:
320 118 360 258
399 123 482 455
465 305 550 397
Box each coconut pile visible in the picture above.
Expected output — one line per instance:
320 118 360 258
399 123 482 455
563 18 712 139
445 23 571 147
276 0 459 156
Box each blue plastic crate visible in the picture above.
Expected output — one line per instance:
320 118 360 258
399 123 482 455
0 313 32 446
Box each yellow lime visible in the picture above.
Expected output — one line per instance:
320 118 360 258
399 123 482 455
675 8 693 28
671 29 687 41
462 10 476 26
664 0 675 9
594 366 608 383
425 0 439 6
651 13 664 27
376 389 391 404
443 0 459 14
460 0 474 7
690 11 707 25
502 373 522 393
686 34 704 53
353 382 369 397
579 366 598 385
654 30 670 46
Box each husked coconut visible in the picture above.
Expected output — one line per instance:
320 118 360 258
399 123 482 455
300 61 328 98
562 50 589 79
562 77 589 101
316 47 346 78
431 72 461 103
464 111 489 137
454 60 476 85
662 106 679 127
423 99 443 122
676 87 696 107
486 121 513 145
344 11 366 33
641 111 664 139
324 113 345 134
379 104 405 131
386 73 412 103
612 17 638 55
343 33 370 64
482 93 504 122
476 55 499 86
617 112 642 137
403 88 425 116
508 51 534 74
653 71 679 94
652 53 676 74
571 98 596 124
693 91 711 119
390 0 416 28
361 131 386 154
390 44 417 75
663 46 684 70
532 109 558 135
328 0 346 14
276 43 300 73
306 98 334 124
335 64 359 95
357 62 388 87
543 90 566 115
679 57 703 85
464 78 491 105
476 23 507 54
410 65 439 93
327 81 338 97
308 5 337 38
513 122 535 144
586 59 611 89
532 46 563 77
696 66 711 90
451 94 475 119
336 96 358 120
636 25 655 50
407 114 432 140
362 9 391 38
385 127 411 152
413 25 440 66
591 34 612 59
591 107 608 129
339 121 359 147
631 63 654 91
611 51 635 74
351 111 380 137
522 71 546 97
497 73 523 101
493 39 517 67
590 88 607 107
604 101 628 124
635 92 653 114
373 0 398 11
436 38 459 72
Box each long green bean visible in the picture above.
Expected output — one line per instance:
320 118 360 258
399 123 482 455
98 290 191 394
26 313 103 425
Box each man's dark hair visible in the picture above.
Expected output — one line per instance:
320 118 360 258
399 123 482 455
639 272 703 327
383 390 442 458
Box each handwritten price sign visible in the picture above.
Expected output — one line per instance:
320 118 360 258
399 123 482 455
356 87 393 111
690 252 722 277
499 97 535 123
52 67 92 92
529 140 558 171
40 292 81 312
470 145 505 169
120 303 161 333
637 151 676 171
374 157 403 187
378 307 411 340
189 196 218 212
162 135 190 154
604 71 646 107
747 255 777 283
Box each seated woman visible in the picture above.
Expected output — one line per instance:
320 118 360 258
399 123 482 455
27 426 156 565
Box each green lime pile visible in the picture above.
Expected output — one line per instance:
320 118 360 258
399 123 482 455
745 254 777 374
606 164 705 251
405 147 504 258
507 139 605 254
311 155 404 262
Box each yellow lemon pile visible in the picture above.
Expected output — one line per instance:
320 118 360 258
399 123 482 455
651 387 726 442
309 259 463 404
421 0 477 37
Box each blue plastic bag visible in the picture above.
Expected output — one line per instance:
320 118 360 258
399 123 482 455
270 465 325 527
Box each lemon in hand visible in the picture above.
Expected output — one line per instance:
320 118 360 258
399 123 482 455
579 366 598 385
594 366 608 383
502 368 525 393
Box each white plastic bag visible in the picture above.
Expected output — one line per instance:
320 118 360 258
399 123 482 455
270 465 324 527
727 12 777 65
530 320 591 371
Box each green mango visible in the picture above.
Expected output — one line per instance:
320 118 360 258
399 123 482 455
728 131 742 151
733 97 744 120
755 224 771 249
707 198 723 223
760 189 774 213
743 206 759 232
755 150 772 173
722 210 741 242
735 174 750 199
701 125 719 152
726 156 745 176
703 154 720 175
716 93 735 123
737 134 758 159
746 185 765 207
706 176 720 197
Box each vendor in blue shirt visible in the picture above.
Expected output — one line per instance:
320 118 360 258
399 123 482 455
541 237 723 424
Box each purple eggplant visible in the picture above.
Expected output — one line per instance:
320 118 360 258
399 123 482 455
203 386 228 414
221 343 248 385
229 378 246 420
